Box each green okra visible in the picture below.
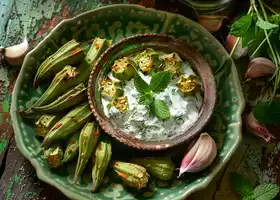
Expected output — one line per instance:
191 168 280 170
62 133 80 163
111 57 136 80
34 39 86 85
44 144 64 168
100 77 123 101
161 52 182 75
135 48 164 73
32 83 87 113
112 161 149 190
131 157 175 181
35 115 60 138
32 65 81 108
92 136 112 192
74 121 101 183
41 103 92 147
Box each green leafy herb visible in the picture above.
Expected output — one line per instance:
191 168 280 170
134 73 150 93
231 172 254 197
252 184 279 200
256 18 278 30
230 15 253 37
253 100 280 125
231 172 279 200
138 93 153 105
150 99 170 120
149 71 172 93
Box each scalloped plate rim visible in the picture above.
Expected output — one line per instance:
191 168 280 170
10 4 245 200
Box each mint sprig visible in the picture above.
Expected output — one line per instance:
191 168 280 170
231 172 279 200
133 71 172 120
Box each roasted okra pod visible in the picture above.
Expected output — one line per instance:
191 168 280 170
74 121 100 183
32 83 87 113
92 136 112 192
44 145 64 168
35 115 60 138
131 157 175 181
112 161 149 190
100 77 123 101
161 52 182 75
41 103 92 147
62 133 80 163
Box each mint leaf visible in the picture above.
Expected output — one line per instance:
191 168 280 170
134 73 150 93
256 18 278 30
230 15 253 37
138 93 153 105
231 172 254 198
253 100 280 125
150 99 170 120
252 184 279 200
149 71 172 93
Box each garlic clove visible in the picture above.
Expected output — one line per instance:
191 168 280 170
225 34 247 60
244 112 274 142
245 57 276 79
198 15 227 33
3 37 29 66
179 133 217 177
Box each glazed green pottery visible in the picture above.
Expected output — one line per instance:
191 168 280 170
11 4 245 200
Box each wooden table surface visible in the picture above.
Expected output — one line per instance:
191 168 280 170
0 0 280 200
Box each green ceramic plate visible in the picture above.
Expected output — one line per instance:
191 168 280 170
11 4 245 200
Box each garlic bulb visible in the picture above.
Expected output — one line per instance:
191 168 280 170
179 133 217 177
3 37 29 66
244 112 273 142
245 57 276 79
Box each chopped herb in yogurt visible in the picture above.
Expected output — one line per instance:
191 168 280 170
100 48 203 140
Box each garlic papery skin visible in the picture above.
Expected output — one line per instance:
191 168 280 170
179 133 217 177
225 34 247 60
198 15 227 33
3 37 29 66
245 57 276 79
244 112 273 142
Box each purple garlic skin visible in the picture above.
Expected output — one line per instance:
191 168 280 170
179 133 217 177
244 112 273 142
245 57 276 79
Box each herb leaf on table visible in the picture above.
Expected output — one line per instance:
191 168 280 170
231 172 254 198
231 172 280 200
256 18 278 30
253 100 280 125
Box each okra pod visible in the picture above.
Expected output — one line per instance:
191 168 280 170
92 136 112 192
176 74 200 94
111 57 136 80
44 144 64 168
74 121 100 183
41 103 92 147
131 157 175 181
161 52 182 75
112 161 149 190
112 96 129 113
34 39 85 85
35 115 60 138
32 65 80 108
32 83 87 113
100 77 123 101
62 133 80 163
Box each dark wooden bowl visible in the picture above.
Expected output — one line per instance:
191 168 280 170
88 34 216 151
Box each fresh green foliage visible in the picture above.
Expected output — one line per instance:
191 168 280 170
149 71 172 93
134 73 150 93
230 15 253 37
134 71 172 120
138 93 153 105
231 172 279 200
253 100 280 125
150 99 170 120
231 172 254 197
256 18 278 30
